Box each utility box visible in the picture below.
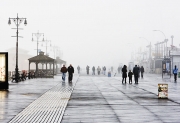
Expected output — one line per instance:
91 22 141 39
0 52 8 90
158 84 168 98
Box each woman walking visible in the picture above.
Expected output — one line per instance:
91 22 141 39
122 65 127 84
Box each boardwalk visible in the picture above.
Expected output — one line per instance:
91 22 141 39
0 73 180 123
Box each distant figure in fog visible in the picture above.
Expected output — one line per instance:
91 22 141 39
86 65 90 75
140 66 144 78
173 65 178 82
97 66 101 75
128 70 133 84
92 66 95 75
68 64 74 82
103 66 106 75
138 65 140 78
77 65 80 74
122 65 127 84
133 65 139 84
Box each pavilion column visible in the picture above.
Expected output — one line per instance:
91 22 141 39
46 62 47 77
56 63 58 74
50 63 52 74
53 60 54 78
29 62 30 73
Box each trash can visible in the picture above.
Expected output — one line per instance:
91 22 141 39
108 72 111 77
178 72 180 78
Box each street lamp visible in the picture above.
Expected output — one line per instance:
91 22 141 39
32 31 44 56
139 37 152 73
8 13 27 82
42 39 51 56
153 30 168 57
139 37 151 59
51 46 62 59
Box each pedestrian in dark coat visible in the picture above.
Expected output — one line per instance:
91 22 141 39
68 64 74 82
128 70 133 84
140 66 144 78
133 65 139 84
122 65 127 84
61 65 67 82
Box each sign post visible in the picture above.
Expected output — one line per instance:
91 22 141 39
158 84 168 98
0 52 8 90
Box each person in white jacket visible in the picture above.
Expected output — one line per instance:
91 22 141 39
97 66 101 75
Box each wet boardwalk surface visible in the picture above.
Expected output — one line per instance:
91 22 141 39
0 73 180 123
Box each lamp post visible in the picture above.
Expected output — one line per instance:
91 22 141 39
8 14 27 82
171 35 174 49
42 39 51 56
153 30 168 57
32 31 44 56
51 46 61 59
32 31 44 75
139 37 152 73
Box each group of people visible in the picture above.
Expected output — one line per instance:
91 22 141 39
60 64 74 82
85 65 107 75
122 65 144 84
60 64 179 83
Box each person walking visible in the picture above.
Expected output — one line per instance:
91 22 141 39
103 66 106 75
133 65 139 84
128 70 133 84
173 65 178 82
138 65 140 78
122 65 127 84
77 65 80 74
61 65 67 82
140 66 144 78
68 64 74 82
86 65 90 75
97 66 101 75
92 66 95 75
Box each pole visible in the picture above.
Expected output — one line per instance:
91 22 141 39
8 14 27 82
15 14 19 82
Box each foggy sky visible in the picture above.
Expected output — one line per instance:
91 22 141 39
1 0 180 69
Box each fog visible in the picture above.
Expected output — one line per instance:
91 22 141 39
1 0 180 70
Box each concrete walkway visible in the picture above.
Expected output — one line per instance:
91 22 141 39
61 73 180 123
0 73 180 123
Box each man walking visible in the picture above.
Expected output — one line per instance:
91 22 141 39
77 65 80 74
103 66 106 75
133 65 139 84
92 66 95 75
61 65 67 82
140 66 144 78
173 65 178 82
86 65 90 75
97 66 101 75
68 64 74 82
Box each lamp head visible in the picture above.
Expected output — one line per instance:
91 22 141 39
24 19 27 26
